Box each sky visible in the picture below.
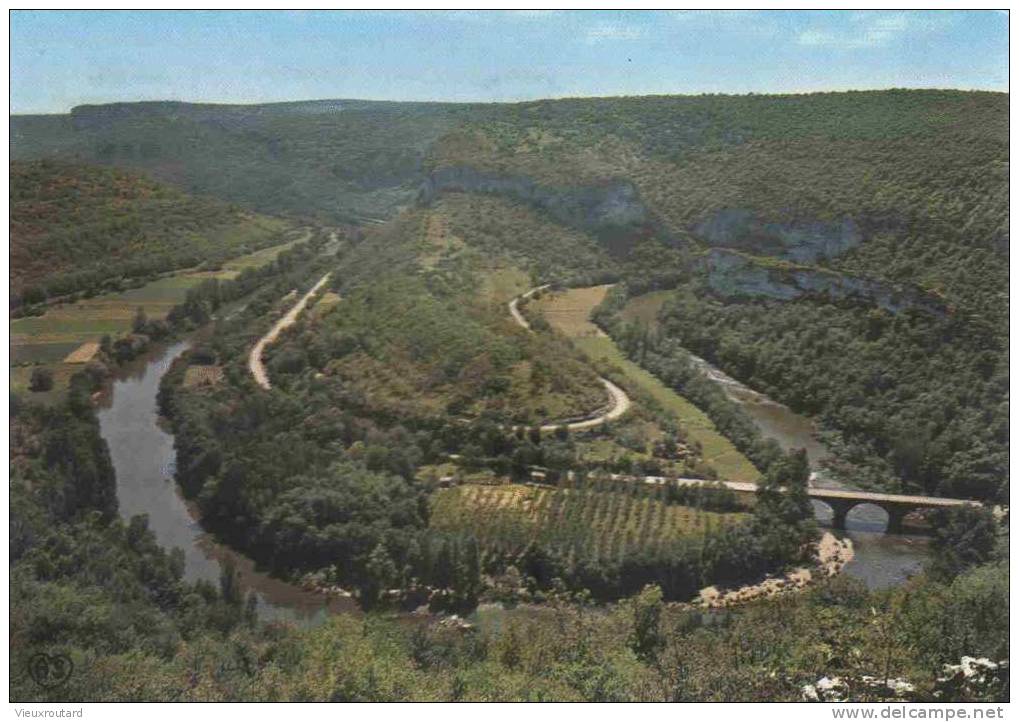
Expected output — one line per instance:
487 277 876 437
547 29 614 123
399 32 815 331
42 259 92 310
9 9 1009 114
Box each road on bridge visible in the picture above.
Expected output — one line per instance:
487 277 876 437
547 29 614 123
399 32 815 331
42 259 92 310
632 474 981 533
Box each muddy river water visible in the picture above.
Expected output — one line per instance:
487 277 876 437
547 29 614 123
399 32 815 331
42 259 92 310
96 336 928 626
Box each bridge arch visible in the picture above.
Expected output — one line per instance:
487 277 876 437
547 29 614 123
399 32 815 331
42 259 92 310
843 502 891 533
814 497 919 534
810 499 836 526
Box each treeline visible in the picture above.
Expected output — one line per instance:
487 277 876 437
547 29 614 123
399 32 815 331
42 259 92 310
593 286 786 476
639 287 1007 502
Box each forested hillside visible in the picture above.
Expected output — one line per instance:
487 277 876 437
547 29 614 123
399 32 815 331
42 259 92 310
424 90 1008 501
13 90 1007 501
10 159 291 305
11 100 473 223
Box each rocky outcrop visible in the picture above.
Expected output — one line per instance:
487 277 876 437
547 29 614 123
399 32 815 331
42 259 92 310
700 248 947 316
694 208 862 263
419 166 658 253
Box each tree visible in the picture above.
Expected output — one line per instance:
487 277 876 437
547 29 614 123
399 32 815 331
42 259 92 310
753 448 817 563
29 367 54 392
218 558 242 606
361 543 398 608
629 584 665 663
928 506 998 581
453 536 482 610
132 306 148 333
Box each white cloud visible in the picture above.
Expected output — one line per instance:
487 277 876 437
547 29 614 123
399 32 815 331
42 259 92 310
797 11 953 49
585 22 644 44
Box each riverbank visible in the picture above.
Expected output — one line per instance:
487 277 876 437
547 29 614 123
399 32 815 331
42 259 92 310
695 532 854 609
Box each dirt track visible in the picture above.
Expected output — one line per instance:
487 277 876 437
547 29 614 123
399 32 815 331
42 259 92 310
248 278 631 431
249 273 331 390
509 286 632 431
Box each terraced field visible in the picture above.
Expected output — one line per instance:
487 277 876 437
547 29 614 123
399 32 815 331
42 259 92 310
530 284 611 337
430 482 745 560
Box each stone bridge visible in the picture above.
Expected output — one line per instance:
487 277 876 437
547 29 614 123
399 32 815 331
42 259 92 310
525 471 982 535
663 478 981 534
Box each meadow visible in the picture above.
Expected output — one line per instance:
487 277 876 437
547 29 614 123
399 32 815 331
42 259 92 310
10 236 308 400
534 287 760 482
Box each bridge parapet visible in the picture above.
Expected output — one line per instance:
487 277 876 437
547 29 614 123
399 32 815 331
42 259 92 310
662 476 980 535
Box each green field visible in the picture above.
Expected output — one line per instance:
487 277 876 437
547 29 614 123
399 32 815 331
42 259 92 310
430 482 745 560
577 336 760 482
534 287 759 482
10 236 307 403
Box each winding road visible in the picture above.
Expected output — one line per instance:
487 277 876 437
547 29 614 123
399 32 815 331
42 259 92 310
509 285 632 431
249 273 331 390
249 277 630 431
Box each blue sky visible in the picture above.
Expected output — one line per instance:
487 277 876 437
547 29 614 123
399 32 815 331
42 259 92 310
10 10 1008 114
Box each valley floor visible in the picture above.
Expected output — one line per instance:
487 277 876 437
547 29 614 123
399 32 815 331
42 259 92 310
533 286 760 482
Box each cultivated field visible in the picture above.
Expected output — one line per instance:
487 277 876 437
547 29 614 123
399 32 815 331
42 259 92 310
183 365 225 389
11 237 305 398
619 290 672 326
533 285 611 338
534 287 760 482
430 482 745 560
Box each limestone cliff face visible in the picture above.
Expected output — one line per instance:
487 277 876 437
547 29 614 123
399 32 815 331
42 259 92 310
700 249 947 316
418 166 657 252
694 208 862 263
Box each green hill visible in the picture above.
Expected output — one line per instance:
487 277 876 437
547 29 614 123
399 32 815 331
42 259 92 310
10 90 1009 500
10 159 292 304
12 100 474 224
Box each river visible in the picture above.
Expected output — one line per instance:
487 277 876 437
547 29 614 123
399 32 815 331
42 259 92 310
96 340 357 625
95 332 926 631
686 354 931 589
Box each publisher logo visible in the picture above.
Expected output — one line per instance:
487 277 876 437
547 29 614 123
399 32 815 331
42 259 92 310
27 653 73 688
